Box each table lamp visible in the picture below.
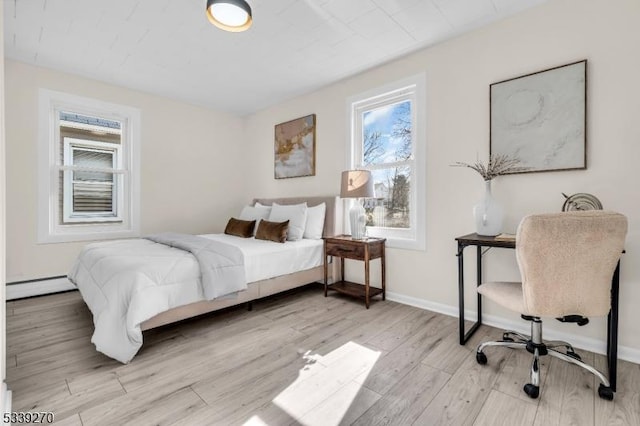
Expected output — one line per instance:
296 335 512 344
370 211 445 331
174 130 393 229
341 170 375 239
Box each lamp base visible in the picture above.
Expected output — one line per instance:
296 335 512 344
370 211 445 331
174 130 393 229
349 200 366 240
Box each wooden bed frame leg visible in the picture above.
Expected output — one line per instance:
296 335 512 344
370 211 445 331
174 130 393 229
247 302 253 311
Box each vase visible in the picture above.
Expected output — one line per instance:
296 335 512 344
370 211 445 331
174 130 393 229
349 198 367 240
473 180 504 236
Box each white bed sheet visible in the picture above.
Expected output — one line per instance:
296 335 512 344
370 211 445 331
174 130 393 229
199 234 324 283
71 234 324 363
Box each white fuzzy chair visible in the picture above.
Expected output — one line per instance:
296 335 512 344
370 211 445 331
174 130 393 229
475 210 627 400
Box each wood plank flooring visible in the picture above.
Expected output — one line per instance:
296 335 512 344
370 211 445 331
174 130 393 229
5 286 640 425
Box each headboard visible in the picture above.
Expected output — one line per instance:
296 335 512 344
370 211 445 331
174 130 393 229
251 196 340 238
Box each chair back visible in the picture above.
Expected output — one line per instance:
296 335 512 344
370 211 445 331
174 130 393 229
516 211 627 317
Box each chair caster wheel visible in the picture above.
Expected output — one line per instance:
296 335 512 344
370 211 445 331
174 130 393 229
501 335 514 342
598 384 614 401
523 383 539 399
566 350 582 361
476 352 487 365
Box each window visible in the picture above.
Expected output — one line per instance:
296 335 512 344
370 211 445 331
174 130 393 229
38 90 140 243
61 115 123 223
348 74 426 250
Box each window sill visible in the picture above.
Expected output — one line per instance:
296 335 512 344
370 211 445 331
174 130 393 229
366 226 425 251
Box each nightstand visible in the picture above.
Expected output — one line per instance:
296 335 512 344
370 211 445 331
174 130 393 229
323 235 386 309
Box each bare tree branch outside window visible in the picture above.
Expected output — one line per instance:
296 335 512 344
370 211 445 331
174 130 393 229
363 130 384 165
362 100 413 229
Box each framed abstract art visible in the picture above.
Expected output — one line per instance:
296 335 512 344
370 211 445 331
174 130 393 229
274 114 316 179
490 60 587 173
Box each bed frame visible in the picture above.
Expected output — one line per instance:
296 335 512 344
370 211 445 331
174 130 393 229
140 196 341 331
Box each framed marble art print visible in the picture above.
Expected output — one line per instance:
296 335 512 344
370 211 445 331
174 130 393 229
490 60 587 173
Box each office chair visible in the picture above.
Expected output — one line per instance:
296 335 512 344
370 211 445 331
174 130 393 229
475 211 627 400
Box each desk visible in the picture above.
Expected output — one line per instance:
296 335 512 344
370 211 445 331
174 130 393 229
455 232 621 392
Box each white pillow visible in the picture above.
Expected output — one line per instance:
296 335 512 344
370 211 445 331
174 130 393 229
269 202 308 241
239 205 271 235
304 203 326 240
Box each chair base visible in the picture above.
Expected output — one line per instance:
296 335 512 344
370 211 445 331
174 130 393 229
476 318 614 401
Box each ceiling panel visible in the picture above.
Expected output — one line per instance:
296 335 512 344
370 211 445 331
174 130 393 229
3 0 550 115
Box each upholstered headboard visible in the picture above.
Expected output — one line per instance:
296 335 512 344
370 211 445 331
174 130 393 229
251 196 340 238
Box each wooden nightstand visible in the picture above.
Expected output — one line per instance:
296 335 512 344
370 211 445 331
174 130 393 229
323 235 386 309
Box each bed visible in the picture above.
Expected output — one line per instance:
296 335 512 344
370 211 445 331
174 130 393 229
68 196 340 363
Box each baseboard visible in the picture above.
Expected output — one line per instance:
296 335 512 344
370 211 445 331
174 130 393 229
386 291 640 365
1 382 11 415
6 277 76 300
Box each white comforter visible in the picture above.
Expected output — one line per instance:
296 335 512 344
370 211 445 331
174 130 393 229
68 236 246 363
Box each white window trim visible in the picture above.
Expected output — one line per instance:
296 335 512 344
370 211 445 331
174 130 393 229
346 73 427 251
38 89 141 244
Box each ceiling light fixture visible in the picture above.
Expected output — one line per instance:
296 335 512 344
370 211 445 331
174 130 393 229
206 0 253 32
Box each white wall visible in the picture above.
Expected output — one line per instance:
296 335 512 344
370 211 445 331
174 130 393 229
4 60 247 282
243 0 640 355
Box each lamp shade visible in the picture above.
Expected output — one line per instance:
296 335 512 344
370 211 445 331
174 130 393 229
341 170 375 199
206 0 252 32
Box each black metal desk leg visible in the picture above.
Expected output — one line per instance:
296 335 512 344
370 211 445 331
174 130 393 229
608 261 620 392
476 246 483 325
458 242 465 344
458 242 483 345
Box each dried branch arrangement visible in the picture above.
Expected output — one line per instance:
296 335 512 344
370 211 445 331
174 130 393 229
451 154 529 181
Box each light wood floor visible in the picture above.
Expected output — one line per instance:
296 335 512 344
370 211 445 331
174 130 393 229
5 286 640 426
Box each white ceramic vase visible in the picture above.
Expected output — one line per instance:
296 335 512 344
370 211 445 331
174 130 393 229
473 180 504 236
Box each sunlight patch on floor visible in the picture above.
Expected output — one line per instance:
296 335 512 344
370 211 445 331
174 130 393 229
244 341 381 426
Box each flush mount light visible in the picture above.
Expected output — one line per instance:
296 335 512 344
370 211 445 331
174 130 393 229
206 0 253 32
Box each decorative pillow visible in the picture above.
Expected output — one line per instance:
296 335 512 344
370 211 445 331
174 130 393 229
268 202 308 241
304 202 326 239
224 218 256 238
255 220 289 243
239 205 271 235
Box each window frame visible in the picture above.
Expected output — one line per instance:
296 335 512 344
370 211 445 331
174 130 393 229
347 74 426 251
62 137 123 223
38 89 141 244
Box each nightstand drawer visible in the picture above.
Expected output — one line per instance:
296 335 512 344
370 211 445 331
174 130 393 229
325 242 365 259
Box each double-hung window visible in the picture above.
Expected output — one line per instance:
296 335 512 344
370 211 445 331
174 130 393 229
348 74 426 250
62 117 122 223
38 90 140 243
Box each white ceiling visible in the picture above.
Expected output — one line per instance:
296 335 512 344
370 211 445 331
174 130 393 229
4 0 548 116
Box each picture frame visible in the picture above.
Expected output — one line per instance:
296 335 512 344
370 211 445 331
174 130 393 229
490 60 587 173
274 114 316 179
